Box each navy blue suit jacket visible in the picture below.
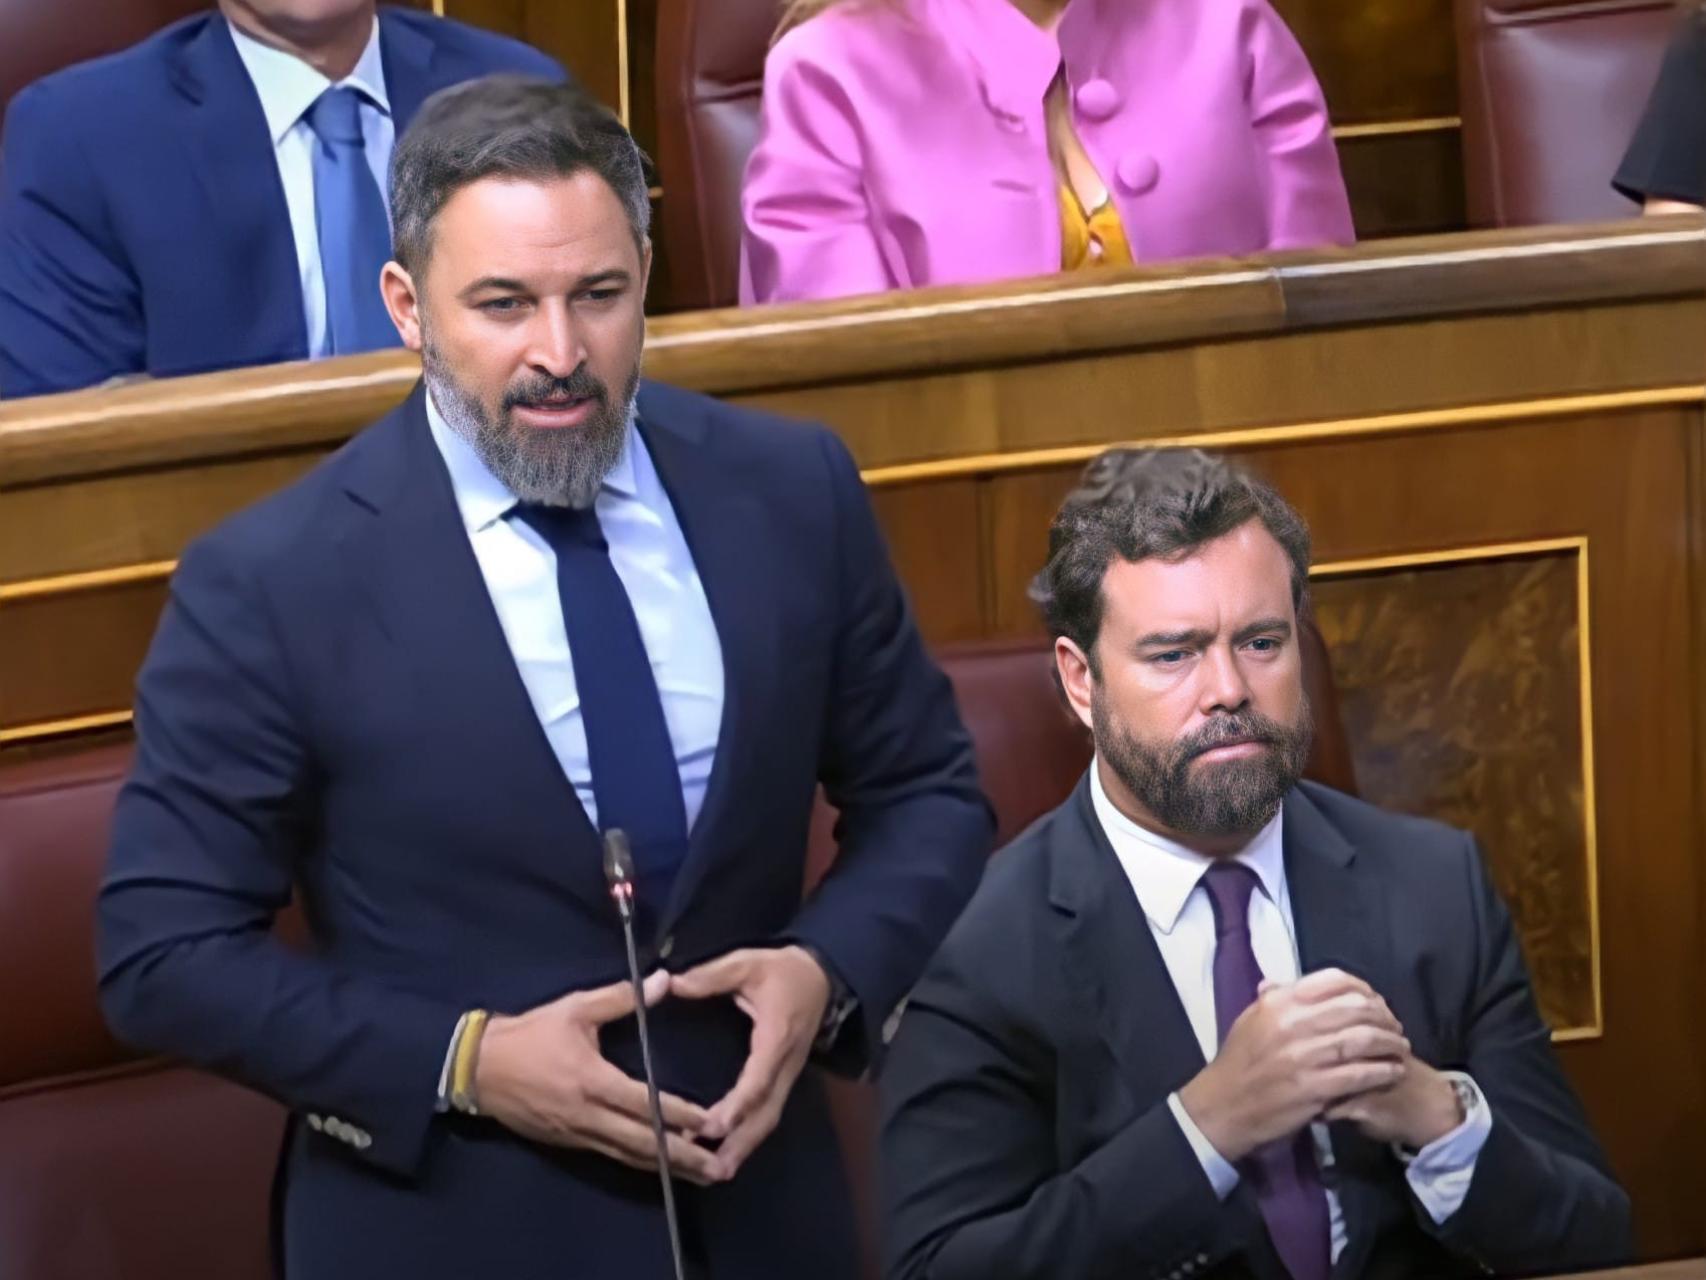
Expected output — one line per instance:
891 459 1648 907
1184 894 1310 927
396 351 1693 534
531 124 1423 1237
0 9 563 398
881 777 1632 1280
98 383 993 1279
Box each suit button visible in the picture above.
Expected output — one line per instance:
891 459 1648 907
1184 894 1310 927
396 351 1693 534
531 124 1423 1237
659 935 675 960
353 1130 372 1150
307 1114 324 1132
1196 1255 1210 1266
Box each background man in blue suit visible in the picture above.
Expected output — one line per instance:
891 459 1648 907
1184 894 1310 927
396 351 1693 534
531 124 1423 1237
0 1 564 398
97 77 992 1279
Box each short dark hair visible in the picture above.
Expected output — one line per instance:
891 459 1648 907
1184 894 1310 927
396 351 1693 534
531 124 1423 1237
389 75 651 273
1029 448 1312 668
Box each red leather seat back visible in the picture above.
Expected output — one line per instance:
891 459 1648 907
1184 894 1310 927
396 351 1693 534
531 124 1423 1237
0 0 209 130
0 745 280 1280
654 0 781 310
1455 0 1677 226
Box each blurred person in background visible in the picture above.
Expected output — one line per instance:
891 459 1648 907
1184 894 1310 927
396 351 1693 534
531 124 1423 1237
1615 2 1706 215
0 0 564 398
740 0 1353 305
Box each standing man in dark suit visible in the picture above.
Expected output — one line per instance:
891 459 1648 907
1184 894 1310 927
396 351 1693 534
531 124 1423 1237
97 77 991 1279
880 449 1632 1280
0 1 565 398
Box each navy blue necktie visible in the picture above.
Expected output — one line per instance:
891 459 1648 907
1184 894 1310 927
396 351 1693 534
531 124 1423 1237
304 86 397 355
512 503 690 914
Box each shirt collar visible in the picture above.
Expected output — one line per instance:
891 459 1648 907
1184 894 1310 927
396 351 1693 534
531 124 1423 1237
227 15 390 147
1089 757 1287 935
424 386 640 534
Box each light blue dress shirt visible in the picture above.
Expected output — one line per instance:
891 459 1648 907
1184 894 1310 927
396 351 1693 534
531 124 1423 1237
1089 764 1492 1258
227 18 394 360
425 392 725 831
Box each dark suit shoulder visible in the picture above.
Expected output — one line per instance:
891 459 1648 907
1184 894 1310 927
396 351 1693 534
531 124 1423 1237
381 6 566 79
638 379 855 497
172 409 392 585
639 379 836 452
921 803 1067 1002
1293 780 1477 880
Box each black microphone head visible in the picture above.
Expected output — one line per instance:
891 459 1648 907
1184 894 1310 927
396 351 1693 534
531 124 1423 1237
602 829 635 889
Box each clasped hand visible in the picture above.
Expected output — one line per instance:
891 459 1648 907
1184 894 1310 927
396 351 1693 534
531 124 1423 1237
474 946 832 1185
1178 968 1465 1164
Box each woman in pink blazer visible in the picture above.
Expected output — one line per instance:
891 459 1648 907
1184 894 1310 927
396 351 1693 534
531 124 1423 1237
741 0 1355 304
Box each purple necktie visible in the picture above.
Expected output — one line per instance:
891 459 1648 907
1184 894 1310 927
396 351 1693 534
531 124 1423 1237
1202 861 1333 1280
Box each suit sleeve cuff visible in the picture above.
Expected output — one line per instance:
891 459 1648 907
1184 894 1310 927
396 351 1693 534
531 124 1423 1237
435 1012 471 1113
1168 1091 1240 1200
1397 1071 1493 1224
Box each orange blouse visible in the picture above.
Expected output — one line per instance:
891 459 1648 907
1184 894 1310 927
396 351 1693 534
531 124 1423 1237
1058 183 1134 270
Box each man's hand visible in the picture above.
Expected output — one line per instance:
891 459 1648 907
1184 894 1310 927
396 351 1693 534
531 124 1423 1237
474 970 725 1185
670 945 832 1180
1325 1056 1466 1149
1177 968 1410 1163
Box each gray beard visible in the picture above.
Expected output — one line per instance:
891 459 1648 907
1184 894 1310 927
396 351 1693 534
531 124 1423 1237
423 341 638 510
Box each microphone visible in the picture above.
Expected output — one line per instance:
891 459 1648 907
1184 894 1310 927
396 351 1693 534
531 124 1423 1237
602 830 687 1280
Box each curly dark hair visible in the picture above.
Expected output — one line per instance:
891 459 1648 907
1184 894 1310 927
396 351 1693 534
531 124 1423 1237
1029 448 1311 672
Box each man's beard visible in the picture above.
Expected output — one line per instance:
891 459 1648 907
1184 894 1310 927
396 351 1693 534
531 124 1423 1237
423 337 640 509
1094 692 1314 841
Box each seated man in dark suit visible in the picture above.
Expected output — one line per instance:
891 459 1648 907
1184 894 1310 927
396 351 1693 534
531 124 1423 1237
880 448 1633 1280
96 78 991 1279
0 0 564 398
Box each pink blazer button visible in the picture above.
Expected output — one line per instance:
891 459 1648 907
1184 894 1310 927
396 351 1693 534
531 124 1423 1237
1074 78 1120 121
1117 152 1161 195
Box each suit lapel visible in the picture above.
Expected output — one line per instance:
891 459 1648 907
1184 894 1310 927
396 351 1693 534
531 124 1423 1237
632 388 779 934
1049 777 1209 1114
168 17 306 361
377 10 442 130
1282 786 1398 1280
335 385 607 910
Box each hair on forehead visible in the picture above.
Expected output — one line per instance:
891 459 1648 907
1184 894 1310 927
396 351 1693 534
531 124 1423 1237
389 75 651 274
1030 448 1312 670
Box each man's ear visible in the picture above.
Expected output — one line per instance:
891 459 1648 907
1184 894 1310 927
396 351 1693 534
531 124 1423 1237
1055 636 1095 732
380 261 422 351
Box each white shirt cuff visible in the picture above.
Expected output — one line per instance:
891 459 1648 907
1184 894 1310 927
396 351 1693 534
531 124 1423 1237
1169 1091 1240 1200
1397 1071 1492 1224
435 1012 471 1113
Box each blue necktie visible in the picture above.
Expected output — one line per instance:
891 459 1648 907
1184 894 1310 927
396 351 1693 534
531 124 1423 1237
304 86 397 355
512 503 690 917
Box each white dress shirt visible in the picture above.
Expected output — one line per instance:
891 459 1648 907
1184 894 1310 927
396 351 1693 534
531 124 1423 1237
1088 762 1492 1257
425 391 724 831
227 18 394 360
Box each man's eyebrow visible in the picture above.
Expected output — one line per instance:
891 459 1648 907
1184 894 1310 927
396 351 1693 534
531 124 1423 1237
1232 617 1293 645
1135 628 1214 648
457 276 528 300
575 269 633 288
457 270 634 301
